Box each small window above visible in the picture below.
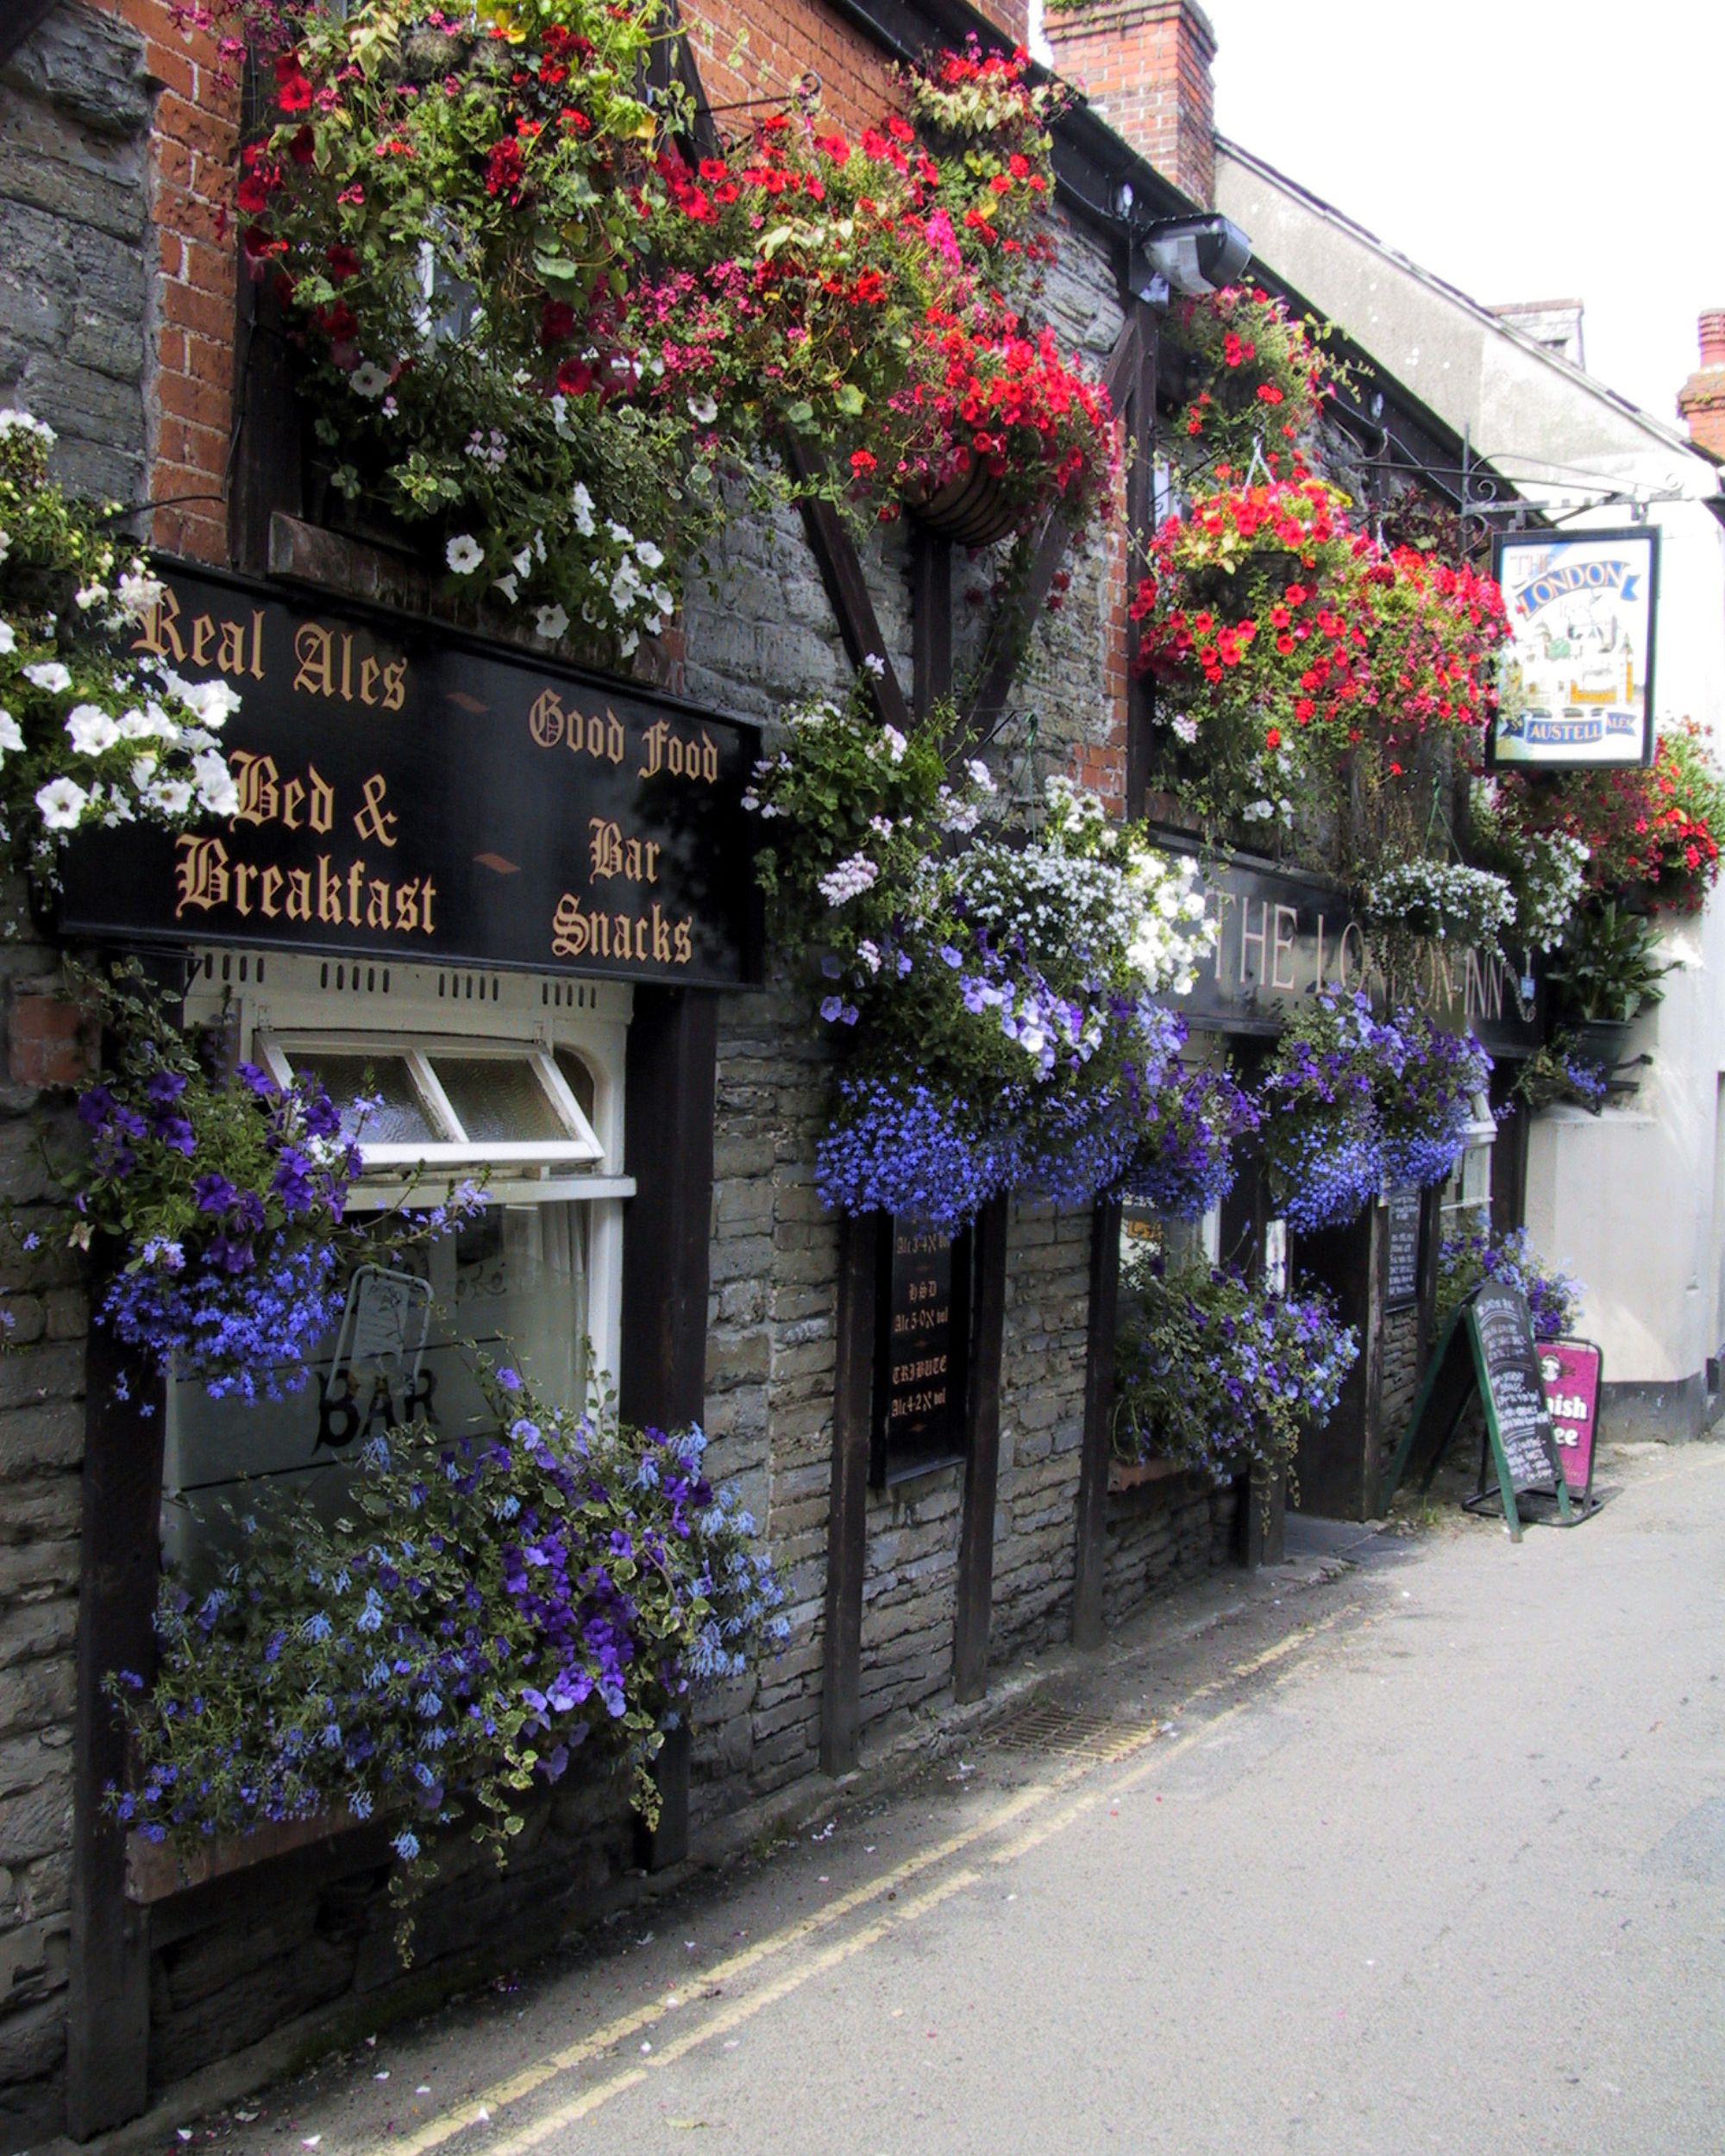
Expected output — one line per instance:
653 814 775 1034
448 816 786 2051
261 1035 603 1171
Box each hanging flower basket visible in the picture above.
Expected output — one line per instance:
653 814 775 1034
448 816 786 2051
901 461 1019 548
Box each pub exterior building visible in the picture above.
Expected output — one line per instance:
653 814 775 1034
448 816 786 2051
0 0 1543 2134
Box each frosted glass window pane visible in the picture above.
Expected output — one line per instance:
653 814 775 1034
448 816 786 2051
554 1049 596 1122
294 1053 437 1144
430 1056 568 1144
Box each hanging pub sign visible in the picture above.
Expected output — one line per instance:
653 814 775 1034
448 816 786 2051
1490 527 1659 770
56 562 763 987
872 1216 970 1486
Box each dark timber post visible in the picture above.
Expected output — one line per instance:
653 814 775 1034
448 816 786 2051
621 985 719 1865
953 1192 1008 1702
820 1213 877 1775
1072 1197 1121 1648
1124 300 1160 818
66 1325 161 2137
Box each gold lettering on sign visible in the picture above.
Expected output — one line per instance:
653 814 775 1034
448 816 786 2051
132 587 266 681
174 836 231 913
637 719 718 785
292 623 407 708
550 893 693 967
586 818 662 884
353 774 398 849
526 690 625 764
229 754 336 835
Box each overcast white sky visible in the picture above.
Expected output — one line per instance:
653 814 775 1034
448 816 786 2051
1206 0 1722 427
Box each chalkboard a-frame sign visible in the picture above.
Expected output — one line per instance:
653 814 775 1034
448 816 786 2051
1383 1282 1575 1539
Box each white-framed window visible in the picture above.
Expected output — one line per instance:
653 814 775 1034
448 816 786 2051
1440 1086 1496 1235
161 950 635 1570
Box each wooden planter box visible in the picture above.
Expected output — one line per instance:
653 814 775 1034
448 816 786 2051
1107 1454 1195 1494
125 1804 362 1904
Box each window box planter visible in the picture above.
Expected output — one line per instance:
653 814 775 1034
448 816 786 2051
1107 1454 1198 1494
124 1804 367 1904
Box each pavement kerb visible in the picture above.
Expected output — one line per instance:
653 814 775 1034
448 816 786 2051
48 1525 1379 2156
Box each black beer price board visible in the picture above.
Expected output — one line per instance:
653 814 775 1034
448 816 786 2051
871 1215 970 1486
1384 1281 1578 1539
1384 1185 1422 1309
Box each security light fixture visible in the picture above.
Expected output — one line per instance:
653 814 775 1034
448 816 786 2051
1128 213 1253 307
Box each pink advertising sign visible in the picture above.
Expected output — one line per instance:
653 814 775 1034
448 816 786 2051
1539 1339 1602 1499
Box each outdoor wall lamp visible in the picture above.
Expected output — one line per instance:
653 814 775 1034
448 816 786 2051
1127 213 1253 306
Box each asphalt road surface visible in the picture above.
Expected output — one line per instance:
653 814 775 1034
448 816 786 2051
117 1439 1725 2156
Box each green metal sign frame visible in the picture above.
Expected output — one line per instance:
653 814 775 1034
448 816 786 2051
1383 1294 1574 1541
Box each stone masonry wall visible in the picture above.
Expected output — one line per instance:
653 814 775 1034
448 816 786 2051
0 9 153 2139
0 0 1234 2127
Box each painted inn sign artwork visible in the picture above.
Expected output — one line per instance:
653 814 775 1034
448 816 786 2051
58 564 763 987
1490 527 1659 770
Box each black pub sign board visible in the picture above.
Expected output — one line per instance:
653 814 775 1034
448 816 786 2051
1384 1185 1422 1310
1383 1282 1576 1540
58 564 763 988
872 1216 970 1486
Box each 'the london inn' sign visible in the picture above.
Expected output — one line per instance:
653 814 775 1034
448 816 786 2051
59 565 762 987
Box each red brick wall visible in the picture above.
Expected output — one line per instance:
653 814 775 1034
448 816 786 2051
95 0 241 567
1678 309 1725 462
96 0 1034 572
1045 0 1215 208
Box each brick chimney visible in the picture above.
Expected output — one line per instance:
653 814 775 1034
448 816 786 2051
1044 0 1217 207
1678 310 1725 461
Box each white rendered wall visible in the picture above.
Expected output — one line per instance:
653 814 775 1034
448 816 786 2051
1217 143 1725 1407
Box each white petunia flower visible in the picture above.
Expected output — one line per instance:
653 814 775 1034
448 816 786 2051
0 532 9 568
618 629 639 658
570 483 596 537
607 521 633 548
34 775 88 830
0 619 13 655
493 573 519 605
65 704 120 755
635 539 665 571
687 394 718 426
534 604 569 642
146 776 194 816
74 582 107 611
0 710 22 756
116 570 165 619
0 410 55 447
446 535 485 574
172 675 242 728
23 661 71 694
349 362 391 398
129 755 159 789
191 748 238 817
511 546 532 579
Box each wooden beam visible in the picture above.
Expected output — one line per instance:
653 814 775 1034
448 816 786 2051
782 438 913 734
1123 300 1159 819
618 985 718 1865
912 524 953 715
962 317 1140 738
953 1192 1007 1703
821 1212 878 1775
1072 1196 1120 1649
66 1319 161 2138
